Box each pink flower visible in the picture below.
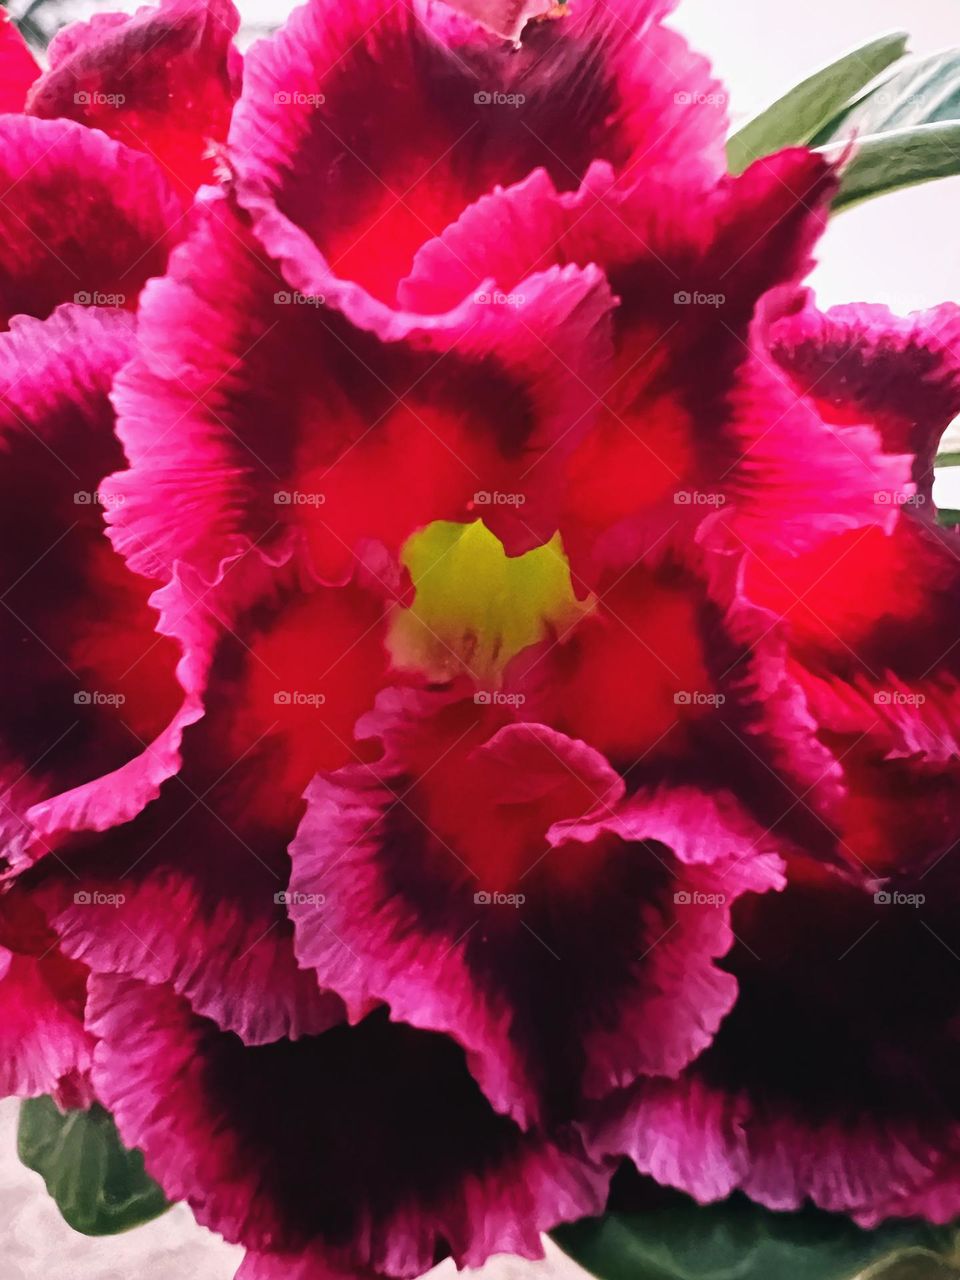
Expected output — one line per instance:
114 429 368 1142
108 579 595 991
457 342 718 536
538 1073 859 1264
2 0 960 1275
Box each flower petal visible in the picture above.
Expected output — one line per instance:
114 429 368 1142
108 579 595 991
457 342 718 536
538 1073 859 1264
0 117 181 326
594 857 960 1221
288 684 781 1131
89 976 609 1272
767 291 960 509
0 12 39 112
0 885 92 1102
105 193 615 583
26 0 241 193
230 0 725 302
0 305 187 857
20 543 389 1043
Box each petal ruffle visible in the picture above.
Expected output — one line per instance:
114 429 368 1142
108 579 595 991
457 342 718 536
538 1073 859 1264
288 684 782 1130
105 193 615 583
400 151 887 586
89 975 609 1273
767 291 960 509
230 0 725 302
0 305 187 857
592 857 960 1222
26 0 241 193
0 885 92 1102
20 543 389 1044
0 117 181 326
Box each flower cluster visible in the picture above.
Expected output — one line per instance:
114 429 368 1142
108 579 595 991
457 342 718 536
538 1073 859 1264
3 0 960 1276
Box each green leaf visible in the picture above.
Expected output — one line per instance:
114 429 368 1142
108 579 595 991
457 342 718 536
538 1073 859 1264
823 120 960 210
551 1186 954 1280
814 48 960 143
18 1097 170 1236
726 32 908 174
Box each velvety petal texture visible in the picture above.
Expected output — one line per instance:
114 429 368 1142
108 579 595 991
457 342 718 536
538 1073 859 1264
0 117 181 326
4 0 960 1266
230 0 726 302
591 857 960 1224
0 13 39 112
288 685 783 1131
0 305 186 857
89 976 609 1273
21 544 388 1044
105 193 615 582
26 0 242 192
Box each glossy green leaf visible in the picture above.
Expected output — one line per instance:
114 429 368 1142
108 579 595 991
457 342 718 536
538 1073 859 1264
824 120 960 210
726 32 908 174
552 1186 954 1280
18 1097 170 1236
814 48 960 143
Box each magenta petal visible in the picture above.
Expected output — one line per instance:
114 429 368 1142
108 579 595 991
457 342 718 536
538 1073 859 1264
0 946 91 1099
0 12 39 112
0 117 181 326
599 860 960 1220
19 542 393 1044
0 305 190 857
105 192 615 582
89 975 609 1272
26 0 241 193
235 1253 373 1280
288 683 782 1131
230 0 725 302
767 290 960 509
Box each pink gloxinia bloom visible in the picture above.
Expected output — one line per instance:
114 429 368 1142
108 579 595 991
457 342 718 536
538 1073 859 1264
2 0 960 1275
